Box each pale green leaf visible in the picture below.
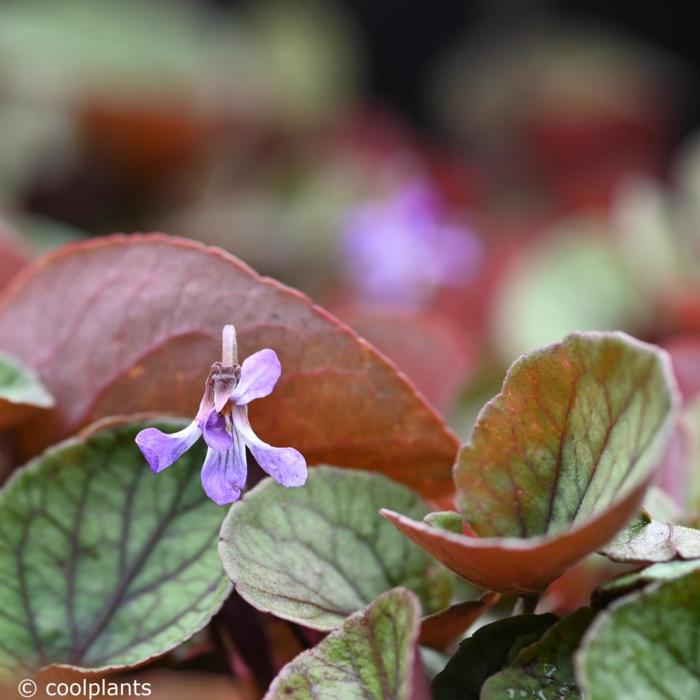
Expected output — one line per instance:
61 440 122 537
219 467 452 630
578 570 700 699
265 588 422 700
601 511 700 563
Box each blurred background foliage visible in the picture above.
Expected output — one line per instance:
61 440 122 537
1 0 700 436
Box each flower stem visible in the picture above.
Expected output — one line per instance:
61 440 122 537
222 324 238 366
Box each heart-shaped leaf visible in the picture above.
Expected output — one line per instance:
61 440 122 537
0 234 459 496
600 511 700 563
577 570 700 699
0 420 231 680
0 350 54 429
481 608 594 700
383 332 677 595
264 588 425 700
432 613 558 700
219 466 452 630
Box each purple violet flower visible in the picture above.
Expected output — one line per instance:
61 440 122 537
135 325 306 505
341 180 482 306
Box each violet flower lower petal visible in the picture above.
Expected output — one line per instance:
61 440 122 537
230 349 282 406
232 405 307 487
135 421 202 474
201 409 233 452
200 430 247 505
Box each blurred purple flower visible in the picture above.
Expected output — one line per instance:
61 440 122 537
135 325 306 505
341 181 482 305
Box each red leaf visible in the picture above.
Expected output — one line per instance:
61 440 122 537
0 234 459 495
334 305 474 413
382 479 648 596
419 592 499 650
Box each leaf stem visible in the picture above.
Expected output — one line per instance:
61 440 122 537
222 324 238 366
513 594 540 615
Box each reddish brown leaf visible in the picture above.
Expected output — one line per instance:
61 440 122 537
419 592 499 650
0 234 459 495
383 332 678 594
334 305 474 414
382 479 648 596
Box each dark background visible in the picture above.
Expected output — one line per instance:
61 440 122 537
214 0 700 142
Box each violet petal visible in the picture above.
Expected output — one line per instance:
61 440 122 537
200 430 247 505
230 349 281 406
232 405 306 487
201 410 233 452
135 421 201 474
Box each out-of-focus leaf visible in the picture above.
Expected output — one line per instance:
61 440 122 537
384 332 677 594
419 592 499 651
601 511 700 563
666 336 700 405
592 558 700 606
219 467 452 630
0 350 54 429
539 555 621 616
0 220 30 291
577 570 700 699
264 588 425 700
482 608 594 699
431 614 557 700
423 511 463 534
651 418 693 513
0 420 231 680
492 224 646 361
0 234 459 496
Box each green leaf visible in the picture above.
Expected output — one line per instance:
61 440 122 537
219 467 452 630
492 222 647 361
384 332 678 595
432 614 558 700
0 420 231 680
578 570 700 699
265 588 423 700
592 558 700 607
423 511 463 534
482 608 595 699
457 332 676 538
601 510 700 563
0 350 53 429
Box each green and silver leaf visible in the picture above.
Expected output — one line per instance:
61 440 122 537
0 420 231 680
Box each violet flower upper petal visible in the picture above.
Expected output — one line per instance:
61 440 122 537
232 405 307 487
135 421 202 474
201 409 233 452
230 348 282 406
200 430 247 505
